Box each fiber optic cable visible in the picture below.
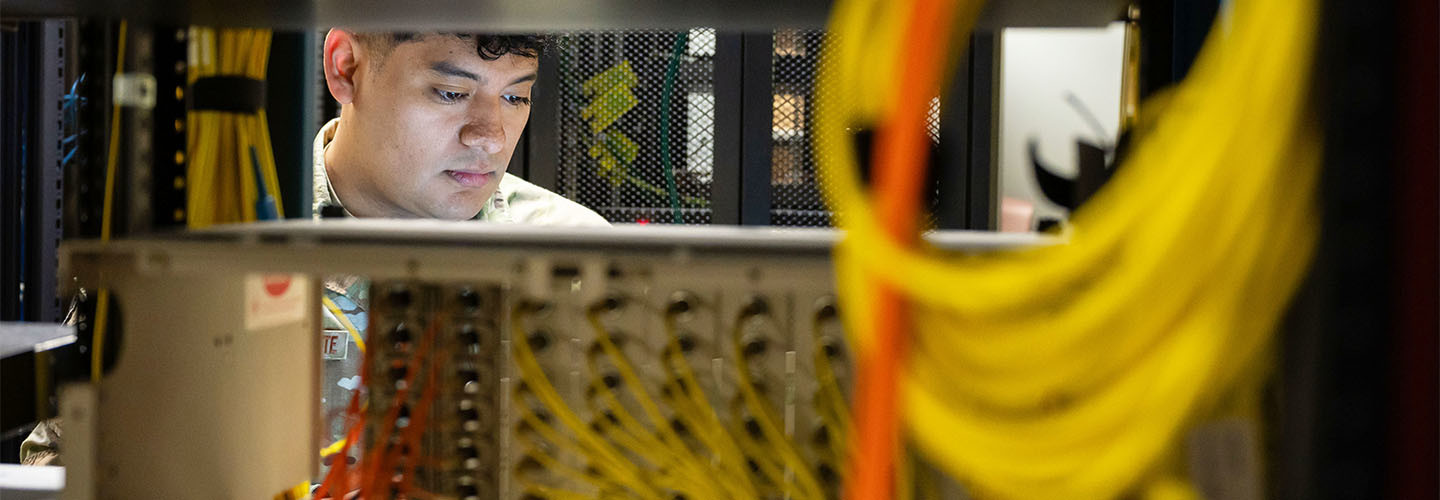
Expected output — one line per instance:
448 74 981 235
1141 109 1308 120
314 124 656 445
322 295 367 354
582 306 743 500
584 309 707 458
658 313 758 496
728 306 827 500
814 0 1321 497
92 19 129 385
186 27 282 229
510 304 668 500
512 392 659 495
811 309 853 463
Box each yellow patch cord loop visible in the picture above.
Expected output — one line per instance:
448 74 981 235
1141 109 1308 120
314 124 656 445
814 0 1322 496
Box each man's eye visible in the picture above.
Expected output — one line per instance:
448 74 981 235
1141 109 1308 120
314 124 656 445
504 95 532 106
434 89 468 103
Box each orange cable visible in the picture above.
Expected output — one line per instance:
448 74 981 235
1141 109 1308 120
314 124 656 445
397 326 442 495
363 319 437 495
844 0 963 498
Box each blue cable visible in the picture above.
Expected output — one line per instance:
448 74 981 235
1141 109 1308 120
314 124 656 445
250 145 278 221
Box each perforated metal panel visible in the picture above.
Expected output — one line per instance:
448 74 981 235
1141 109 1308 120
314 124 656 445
768 30 942 228
771 29 938 229
769 29 829 227
552 30 716 224
548 30 941 227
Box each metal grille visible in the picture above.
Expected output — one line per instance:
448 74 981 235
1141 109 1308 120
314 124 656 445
553 30 716 224
769 29 829 227
768 30 943 228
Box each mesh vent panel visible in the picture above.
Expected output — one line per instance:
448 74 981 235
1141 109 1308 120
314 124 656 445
553 30 716 224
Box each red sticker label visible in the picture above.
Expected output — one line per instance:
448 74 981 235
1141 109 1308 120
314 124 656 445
263 275 292 296
245 273 309 332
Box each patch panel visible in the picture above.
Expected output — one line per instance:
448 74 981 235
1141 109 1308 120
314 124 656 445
363 282 504 500
352 269 851 499
58 222 1034 497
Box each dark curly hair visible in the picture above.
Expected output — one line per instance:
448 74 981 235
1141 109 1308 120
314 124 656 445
356 32 550 61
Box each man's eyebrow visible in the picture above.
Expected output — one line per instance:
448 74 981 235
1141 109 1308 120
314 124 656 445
428 62 538 87
429 61 479 81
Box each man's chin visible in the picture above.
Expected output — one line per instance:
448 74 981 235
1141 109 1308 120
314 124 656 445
424 196 492 220
428 207 483 221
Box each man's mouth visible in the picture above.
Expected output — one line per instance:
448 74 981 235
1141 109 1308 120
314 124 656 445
445 170 495 188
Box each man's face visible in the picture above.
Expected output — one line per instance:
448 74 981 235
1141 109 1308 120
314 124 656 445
341 35 537 219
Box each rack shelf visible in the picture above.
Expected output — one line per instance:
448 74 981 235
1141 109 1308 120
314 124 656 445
4 0 1125 30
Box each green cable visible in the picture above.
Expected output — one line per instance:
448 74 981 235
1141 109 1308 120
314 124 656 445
659 31 689 224
623 174 710 206
560 35 710 212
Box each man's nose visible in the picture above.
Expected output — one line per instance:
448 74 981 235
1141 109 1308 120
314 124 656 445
459 110 505 155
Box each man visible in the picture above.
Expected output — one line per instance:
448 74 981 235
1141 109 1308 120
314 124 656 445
314 30 606 225
313 30 607 456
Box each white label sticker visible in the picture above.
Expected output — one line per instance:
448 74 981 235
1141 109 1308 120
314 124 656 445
113 73 157 109
244 273 310 331
321 330 348 360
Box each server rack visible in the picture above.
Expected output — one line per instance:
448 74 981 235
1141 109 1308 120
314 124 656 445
0 0 1432 496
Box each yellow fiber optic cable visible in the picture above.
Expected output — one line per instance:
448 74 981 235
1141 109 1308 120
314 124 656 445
514 386 674 498
186 27 283 228
511 295 844 500
514 431 627 492
811 311 853 462
727 310 827 500
582 313 730 488
583 381 723 496
319 438 348 458
512 402 646 493
521 485 605 500
510 305 667 500
729 416 808 497
814 0 1321 496
321 295 366 354
92 19 128 385
581 402 730 500
658 314 758 491
582 310 747 500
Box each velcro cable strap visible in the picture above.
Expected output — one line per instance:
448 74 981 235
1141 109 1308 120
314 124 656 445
191 76 266 113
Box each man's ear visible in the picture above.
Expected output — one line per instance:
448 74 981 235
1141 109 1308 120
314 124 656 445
323 29 361 105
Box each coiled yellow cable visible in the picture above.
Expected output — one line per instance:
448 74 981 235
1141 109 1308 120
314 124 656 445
815 0 1321 497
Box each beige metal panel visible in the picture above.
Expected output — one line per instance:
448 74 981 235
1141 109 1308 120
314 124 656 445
79 268 318 499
